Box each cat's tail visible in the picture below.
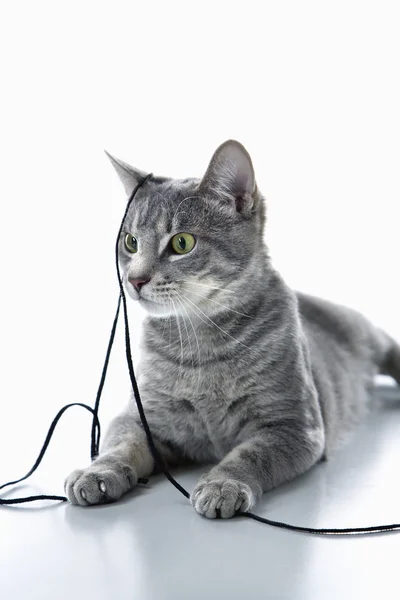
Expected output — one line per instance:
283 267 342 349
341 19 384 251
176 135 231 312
380 336 400 385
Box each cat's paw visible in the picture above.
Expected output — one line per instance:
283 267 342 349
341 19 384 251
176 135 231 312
191 478 255 519
64 460 138 506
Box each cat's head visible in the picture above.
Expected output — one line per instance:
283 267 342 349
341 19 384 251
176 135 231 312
107 140 267 318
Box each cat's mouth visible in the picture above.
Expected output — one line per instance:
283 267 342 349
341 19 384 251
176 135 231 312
138 297 172 317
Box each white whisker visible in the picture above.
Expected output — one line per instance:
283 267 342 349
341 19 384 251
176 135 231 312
172 195 202 223
175 293 200 378
180 280 236 295
175 295 194 368
170 297 184 371
179 293 251 350
176 291 202 364
154 311 171 350
169 300 172 346
181 286 255 319
177 294 208 390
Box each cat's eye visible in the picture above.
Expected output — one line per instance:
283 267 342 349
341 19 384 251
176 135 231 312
124 233 138 253
171 233 196 255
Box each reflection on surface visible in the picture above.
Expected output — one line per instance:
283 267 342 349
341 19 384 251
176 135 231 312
1 387 400 600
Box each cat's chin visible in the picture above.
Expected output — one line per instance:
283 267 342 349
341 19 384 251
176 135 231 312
138 297 172 318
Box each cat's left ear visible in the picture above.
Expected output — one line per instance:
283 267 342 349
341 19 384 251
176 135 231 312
199 140 256 215
105 151 148 197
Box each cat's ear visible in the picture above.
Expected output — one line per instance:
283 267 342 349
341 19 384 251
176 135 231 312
199 140 256 214
105 151 148 196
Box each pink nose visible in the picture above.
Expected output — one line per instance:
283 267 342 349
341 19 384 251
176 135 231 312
128 276 151 292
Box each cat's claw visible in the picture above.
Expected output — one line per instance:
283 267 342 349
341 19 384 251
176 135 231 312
64 463 137 506
191 478 255 519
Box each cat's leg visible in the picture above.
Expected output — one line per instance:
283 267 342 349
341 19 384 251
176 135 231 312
191 422 325 519
65 409 170 506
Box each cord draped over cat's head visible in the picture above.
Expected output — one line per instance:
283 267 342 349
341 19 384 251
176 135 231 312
105 140 259 218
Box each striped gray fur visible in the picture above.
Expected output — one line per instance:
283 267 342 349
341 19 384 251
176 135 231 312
65 140 400 518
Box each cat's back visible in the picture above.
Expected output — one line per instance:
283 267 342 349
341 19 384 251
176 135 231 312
295 290 389 370
295 291 389 450
296 292 373 351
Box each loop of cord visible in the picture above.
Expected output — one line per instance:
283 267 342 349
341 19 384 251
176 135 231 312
1 175 400 535
0 403 99 505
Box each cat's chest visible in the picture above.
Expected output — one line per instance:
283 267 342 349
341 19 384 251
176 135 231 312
135 340 266 461
138 348 251 400
148 392 242 462
137 361 254 461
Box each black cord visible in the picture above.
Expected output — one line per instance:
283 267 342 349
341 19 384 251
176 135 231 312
0 403 99 504
236 510 400 536
0 179 149 506
90 294 121 461
114 174 190 499
1 175 400 535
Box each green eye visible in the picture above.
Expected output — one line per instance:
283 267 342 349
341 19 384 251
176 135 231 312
171 232 196 254
124 233 138 253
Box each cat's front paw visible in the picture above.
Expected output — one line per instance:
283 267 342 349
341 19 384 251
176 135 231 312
191 478 255 519
64 460 137 506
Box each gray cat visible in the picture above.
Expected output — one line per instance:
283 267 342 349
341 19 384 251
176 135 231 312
65 140 400 518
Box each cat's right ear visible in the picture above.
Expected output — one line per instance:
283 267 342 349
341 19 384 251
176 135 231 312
105 151 148 196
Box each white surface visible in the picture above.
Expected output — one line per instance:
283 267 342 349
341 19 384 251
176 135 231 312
1 387 400 600
1 2 400 598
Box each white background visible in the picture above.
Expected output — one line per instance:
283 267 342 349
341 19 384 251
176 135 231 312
0 1 399 486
